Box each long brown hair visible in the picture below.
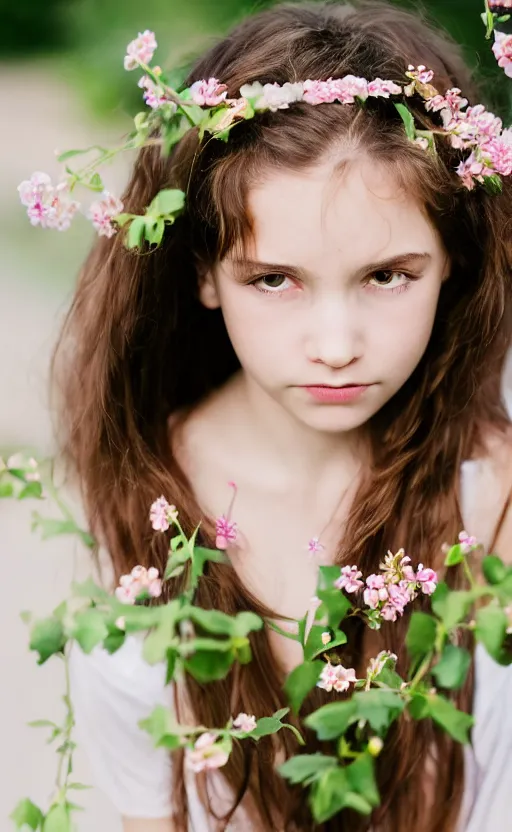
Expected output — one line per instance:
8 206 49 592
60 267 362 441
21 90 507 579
52 1 512 829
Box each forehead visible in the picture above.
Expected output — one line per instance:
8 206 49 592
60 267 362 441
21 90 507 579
240 156 442 266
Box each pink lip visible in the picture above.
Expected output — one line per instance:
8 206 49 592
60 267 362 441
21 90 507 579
302 384 371 403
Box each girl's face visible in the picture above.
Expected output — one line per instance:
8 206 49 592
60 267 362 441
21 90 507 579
200 156 450 434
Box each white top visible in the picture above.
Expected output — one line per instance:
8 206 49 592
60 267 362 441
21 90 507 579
69 458 512 830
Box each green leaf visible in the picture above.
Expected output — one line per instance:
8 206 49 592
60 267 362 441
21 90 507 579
432 584 474 630
394 102 416 140
72 609 108 654
231 611 264 638
55 145 107 163
184 647 235 682
144 217 165 246
305 699 357 740
482 555 507 586
431 645 471 690
354 690 405 734
31 514 80 542
66 782 92 790
346 753 380 808
88 172 103 192
406 612 437 661
148 188 186 216
190 545 228 585
70 577 110 604
19 481 44 500
284 660 323 713
444 543 465 566
127 216 146 249
142 605 180 665
29 618 66 664
475 604 508 663
279 753 337 785
428 694 474 744
310 767 373 822
139 704 185 750
316 586 352 629
10 797 44 830
408 692 430 720
304 625 347 661
0 480 14 497
482 174 503 196
27 719 59 729
42 803 72 832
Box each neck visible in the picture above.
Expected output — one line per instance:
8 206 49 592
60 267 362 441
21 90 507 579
229 370 369 487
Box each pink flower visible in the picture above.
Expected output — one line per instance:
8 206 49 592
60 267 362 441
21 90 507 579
415 565 438 595
406 64 435 84
260 81 304 111
124 30 157 71
185 732 229 773
88 191 124 238
308 537 325 555
149 496 178 532
317 662 357 693
492 31 512 79
215 516 238 550
137 67 175 111
483 130 512 177
334 565 364 593
386 583 410 614
18 172 80 231
367 78 402 98
458 530 478 553
232 713 257 732
367 650 397 679
302 78 339 105
330 75 369 103
364 573 389 609
215 481 238 549
115 565 163 604
189 77 228 107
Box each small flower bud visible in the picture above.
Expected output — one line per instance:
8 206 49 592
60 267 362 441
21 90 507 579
321 631 331 645
368 737 384 757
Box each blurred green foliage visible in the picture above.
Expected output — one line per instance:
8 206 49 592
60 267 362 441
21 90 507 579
3 0 511 120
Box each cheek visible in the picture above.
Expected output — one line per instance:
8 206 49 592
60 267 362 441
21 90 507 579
366 285 440 369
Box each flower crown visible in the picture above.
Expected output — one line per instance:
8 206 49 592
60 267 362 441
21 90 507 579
18 7 512 252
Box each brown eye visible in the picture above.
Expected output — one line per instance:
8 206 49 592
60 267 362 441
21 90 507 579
259 274 287 288
373 270 396 285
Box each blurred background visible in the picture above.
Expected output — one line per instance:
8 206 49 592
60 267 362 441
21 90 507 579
1 1 511 830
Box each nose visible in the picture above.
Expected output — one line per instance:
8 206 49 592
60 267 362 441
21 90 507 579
304 293 362 370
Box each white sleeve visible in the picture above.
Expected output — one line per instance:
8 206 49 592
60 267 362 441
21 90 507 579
68 632 174 819
461 644 512 831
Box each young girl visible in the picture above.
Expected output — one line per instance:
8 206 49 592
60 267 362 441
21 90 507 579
57 1 512 830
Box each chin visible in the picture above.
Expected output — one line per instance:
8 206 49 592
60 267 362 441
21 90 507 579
294 405 375 434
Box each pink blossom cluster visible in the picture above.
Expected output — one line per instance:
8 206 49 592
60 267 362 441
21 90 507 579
492 31 512 79
316 661 357 693
239 75 402 112
124 30 157 71
149 496 178 532
185 732 229 773
333 548 437 624
138 66 178 111
458 530 478 554
18 172 80 231
87 191 124 238
115 565 162 604
190 77 229 107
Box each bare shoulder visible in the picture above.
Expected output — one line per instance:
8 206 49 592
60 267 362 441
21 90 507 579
480 423 512 562
123 818 174 832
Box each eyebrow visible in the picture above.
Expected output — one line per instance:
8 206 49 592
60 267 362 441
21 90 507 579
227 251 432 277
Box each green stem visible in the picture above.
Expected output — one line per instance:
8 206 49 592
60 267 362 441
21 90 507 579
54 650 75 802
462 556 477 590
408 652 433 691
